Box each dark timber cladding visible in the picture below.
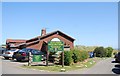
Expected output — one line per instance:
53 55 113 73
26 29 75 52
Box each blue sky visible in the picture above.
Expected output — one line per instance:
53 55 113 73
2 2 118 48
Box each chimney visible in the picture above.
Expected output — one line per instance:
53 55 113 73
41 28 46 36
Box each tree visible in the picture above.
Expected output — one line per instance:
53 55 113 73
105 47 113 57
94 47 106 57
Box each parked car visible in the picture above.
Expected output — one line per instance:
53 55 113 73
3 49 18 59
13 48 45 61
114 52 120 63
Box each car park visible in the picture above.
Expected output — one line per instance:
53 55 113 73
114 52 120 63
3 49 18 59
14 48 45 61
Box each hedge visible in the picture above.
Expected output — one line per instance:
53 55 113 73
63 48 93 66
94 46 113 57
80 50 89 61
72 49 89 63
72 49 80 63
105 47 113 57
64 51 73 66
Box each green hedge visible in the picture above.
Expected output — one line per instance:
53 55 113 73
94 46 113 57
64 49 89 64
72 49 80 63
105 47 113 57
63 46 113 66
64 51 73 66
80 51 89 61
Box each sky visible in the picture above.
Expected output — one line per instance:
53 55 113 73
1 2 118 48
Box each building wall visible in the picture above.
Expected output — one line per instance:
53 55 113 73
41 34 74 49
6 42 25 50
27 33 74 51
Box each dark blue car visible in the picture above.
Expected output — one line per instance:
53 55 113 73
13 48 45 61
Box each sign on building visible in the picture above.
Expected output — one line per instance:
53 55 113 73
48 41 64 52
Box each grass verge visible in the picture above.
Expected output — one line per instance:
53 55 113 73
21 57 108 72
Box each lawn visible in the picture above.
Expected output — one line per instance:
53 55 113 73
21 57 107 72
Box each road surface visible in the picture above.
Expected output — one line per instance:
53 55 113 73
65 58 120 74
1 57 120 74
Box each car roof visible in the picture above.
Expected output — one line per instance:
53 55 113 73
7 50 15 51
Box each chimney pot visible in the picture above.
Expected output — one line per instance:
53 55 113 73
41 28 46 36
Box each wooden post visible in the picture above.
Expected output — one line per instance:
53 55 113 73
28 52 32 66
62 51 64 67
46 51 49 66
28 52 30 66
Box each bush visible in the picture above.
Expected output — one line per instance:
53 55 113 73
94 47 106 57
105 47 113 57
80 51 89 61
72 49 89 63
72 49 80 63
64 51 73 66
63 49 89 66
113 51 117 55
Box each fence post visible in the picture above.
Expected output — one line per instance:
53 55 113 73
46 51 49 66
62 51 64 67
28 52 32 66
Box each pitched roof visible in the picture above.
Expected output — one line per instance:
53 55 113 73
26 30 75 42
40 30 75 40
6 39 26 43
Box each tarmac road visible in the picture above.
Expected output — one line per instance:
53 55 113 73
1 56 120 74
65 58 120 74
1 57 53 74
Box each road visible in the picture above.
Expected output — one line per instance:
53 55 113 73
2 58 52 74
65 58 120 74
1 56 120 74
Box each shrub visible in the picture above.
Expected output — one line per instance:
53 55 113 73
94 47 106 57
113 51 117 55
72 49 89 63
64 51 73 66
80 50 89 61
72 49 80 63
105 47 113 57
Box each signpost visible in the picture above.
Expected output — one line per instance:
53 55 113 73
28 52 42 66
33 55 42 62
48 41 64 52
47 40 64 67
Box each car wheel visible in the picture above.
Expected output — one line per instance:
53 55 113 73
4 57 9 60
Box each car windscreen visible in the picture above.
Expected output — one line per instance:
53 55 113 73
18 50 26 52
7 50 15 52
31 50 43 55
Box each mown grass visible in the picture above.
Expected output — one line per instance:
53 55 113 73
21 57 106 72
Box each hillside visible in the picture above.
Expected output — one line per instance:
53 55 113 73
75 45 98 52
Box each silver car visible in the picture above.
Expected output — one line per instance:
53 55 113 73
3 49 18 59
